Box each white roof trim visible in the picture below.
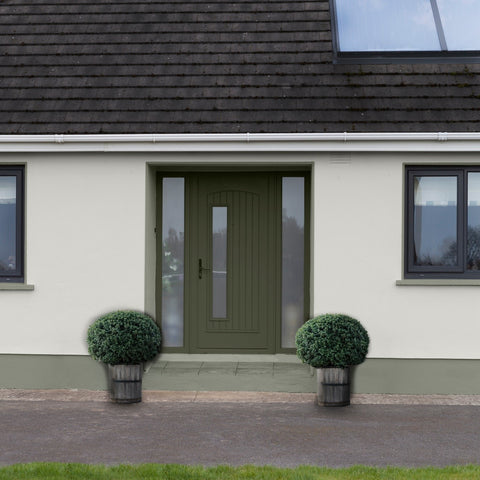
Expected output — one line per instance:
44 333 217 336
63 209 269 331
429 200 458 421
1 132 480 152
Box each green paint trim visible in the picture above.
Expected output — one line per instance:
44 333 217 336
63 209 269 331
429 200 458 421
303 173 311 333
1 355 480 394
0 283 34 290
396 279 480 286
144 164 156 318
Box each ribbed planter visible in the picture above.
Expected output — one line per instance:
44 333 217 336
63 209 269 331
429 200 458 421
108 364 143 404
317 367 350 407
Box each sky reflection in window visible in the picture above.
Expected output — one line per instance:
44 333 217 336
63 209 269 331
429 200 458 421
437 0 480 50
335 0 440 52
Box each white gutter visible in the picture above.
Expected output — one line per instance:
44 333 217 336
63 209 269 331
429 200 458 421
0 132 480 152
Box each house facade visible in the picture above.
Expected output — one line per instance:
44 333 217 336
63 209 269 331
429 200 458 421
1 0 480 394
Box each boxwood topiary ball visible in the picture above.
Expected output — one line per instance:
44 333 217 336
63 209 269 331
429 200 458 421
87 310 162 365
295 313 369 368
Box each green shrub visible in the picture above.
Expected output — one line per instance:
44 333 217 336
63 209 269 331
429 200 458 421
87 311 162 365
295 313 369 368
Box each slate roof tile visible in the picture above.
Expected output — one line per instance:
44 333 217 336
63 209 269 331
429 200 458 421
0 0 479 133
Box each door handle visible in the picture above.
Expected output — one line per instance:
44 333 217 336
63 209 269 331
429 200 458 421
198 258 211 279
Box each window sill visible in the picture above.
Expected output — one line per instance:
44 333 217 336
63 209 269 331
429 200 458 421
0 283 35 291
396 279 480 286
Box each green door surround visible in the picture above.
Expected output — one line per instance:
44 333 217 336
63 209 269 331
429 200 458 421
156 170 310 354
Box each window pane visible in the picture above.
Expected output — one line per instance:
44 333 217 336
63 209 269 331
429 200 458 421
467 173 480 270
212 207 227 319
437 0 480 50
334 0 440 52
282 177 304 348
162 178 184 347
413 176 457 266
0 177 17 274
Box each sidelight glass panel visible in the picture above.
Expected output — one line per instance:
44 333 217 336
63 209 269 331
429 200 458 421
0 176 17 274
282 177 304 348
162 178 184 347
212 206 227 318
413 176 457 266
467 173 480 270
334 0 440 52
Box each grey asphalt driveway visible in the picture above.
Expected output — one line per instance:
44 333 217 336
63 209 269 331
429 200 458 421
1 398 480 467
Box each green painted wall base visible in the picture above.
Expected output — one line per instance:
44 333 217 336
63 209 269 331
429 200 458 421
1 355 480 395
353 358 480 395
0 355 108 390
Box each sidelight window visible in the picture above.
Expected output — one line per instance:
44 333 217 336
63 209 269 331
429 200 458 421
161 177 185 347
281 177 305 348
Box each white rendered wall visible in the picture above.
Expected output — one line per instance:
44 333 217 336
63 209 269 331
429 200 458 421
0 153 146 354
312 152 480 359
2 149 480 359
1 151 315 355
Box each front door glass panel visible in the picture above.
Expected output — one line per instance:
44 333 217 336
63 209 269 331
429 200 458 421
161 177 184 347
282 177 305 348
212 206 227 318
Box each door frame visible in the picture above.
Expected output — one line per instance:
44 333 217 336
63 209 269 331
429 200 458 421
156 166 310 354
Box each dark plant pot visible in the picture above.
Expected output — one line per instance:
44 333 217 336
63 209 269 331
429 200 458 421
108 364 143 404
317 367 350 407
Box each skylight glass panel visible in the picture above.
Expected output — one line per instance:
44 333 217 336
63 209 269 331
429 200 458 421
436 0 480 50
334 0 441 52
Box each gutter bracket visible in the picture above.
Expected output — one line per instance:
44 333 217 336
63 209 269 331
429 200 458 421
438 132 448 142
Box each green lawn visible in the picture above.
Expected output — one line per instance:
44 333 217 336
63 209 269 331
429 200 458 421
0 464 479 480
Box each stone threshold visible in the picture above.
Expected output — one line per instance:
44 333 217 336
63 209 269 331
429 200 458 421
1 389 480 405
150 354 302 363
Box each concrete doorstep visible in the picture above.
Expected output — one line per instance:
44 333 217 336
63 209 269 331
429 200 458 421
1 388 480 405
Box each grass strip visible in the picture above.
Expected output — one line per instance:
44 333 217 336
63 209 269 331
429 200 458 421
0 464 480 480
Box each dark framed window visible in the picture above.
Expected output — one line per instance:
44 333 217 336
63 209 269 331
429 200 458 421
331 0 480 63
405 166 480 278
0 166 24 283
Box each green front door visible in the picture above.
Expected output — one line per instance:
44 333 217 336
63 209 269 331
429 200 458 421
188 173 278 352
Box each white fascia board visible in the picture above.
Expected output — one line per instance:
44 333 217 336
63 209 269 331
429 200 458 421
1 132 480 153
